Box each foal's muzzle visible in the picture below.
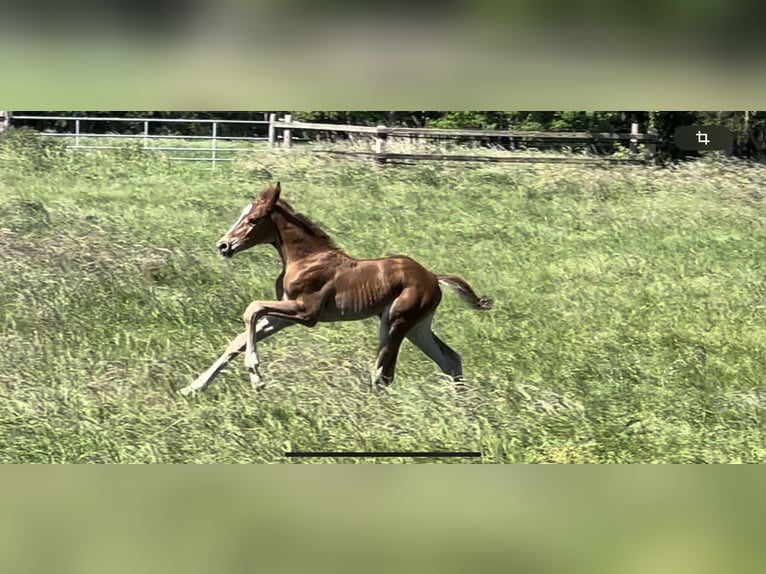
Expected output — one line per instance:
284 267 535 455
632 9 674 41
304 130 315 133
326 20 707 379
217 240 234 258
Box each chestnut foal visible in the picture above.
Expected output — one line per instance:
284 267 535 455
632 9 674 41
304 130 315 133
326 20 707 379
181 182 492 396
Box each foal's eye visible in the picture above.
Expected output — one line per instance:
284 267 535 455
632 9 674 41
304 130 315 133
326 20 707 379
248 218 259 225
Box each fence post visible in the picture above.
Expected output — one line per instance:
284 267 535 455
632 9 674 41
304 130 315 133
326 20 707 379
375 125 388 164
646 130 657 160
143 121 149 149
0 111 10 134
630 122 639 154
283 114 292 149
75 119 81 148
212 122 218 170
268 113 276 147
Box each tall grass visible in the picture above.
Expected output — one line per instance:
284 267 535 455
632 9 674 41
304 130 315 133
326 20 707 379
1 131 764 462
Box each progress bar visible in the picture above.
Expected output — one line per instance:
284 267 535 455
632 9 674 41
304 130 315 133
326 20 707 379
285 451 481 459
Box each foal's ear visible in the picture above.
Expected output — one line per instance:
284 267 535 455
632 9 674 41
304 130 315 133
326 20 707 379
260 181 281 209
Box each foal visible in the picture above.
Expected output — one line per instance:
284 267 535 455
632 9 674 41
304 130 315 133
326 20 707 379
181 182 493 395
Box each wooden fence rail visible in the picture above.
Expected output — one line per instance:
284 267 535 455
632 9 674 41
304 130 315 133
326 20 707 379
316 150 649 165
267 114 658 165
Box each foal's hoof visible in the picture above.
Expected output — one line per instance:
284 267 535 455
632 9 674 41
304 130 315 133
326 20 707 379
180 380 204 396
251 380 267 392
452 377 469 394
370 378 392 393
249 370 266 391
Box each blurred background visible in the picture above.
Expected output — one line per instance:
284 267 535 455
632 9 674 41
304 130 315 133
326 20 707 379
1 0 765 107
0 467 764 574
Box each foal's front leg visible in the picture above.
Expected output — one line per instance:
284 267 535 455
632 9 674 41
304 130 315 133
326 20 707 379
243 316 293 389
181 331 247 396
243 299 319 388
181 316 291 395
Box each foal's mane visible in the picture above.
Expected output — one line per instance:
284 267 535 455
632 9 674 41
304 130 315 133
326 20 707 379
274 198 339 249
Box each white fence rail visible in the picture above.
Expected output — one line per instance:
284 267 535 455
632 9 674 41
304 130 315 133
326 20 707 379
8 114 278 169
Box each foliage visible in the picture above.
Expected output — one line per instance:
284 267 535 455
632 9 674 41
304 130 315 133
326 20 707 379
0 127 69 172
292 111 441 127
425 112 646 133
648 111 700 161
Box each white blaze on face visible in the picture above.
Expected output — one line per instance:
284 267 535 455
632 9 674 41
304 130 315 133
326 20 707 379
226 204 253 236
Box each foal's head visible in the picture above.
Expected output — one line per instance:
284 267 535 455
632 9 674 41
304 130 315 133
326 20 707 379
217 182 282 258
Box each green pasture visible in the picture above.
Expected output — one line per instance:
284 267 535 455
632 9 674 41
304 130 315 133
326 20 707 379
0 130 764 462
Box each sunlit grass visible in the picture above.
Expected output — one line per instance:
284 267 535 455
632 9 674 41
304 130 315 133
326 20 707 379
0 133 764 462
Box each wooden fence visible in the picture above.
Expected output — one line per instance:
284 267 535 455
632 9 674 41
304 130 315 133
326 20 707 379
2 112 660 167
267 114 658 165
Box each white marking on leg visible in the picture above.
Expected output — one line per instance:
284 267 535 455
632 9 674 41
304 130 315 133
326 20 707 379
182 316 291 395
243 303 263 372
246 315 290 389
406 313 463 379
181 332 247 395
244 316 276 370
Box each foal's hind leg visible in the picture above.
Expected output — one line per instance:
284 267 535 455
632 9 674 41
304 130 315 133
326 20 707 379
371 295 433 390
371 313 409 389
406 312 464 382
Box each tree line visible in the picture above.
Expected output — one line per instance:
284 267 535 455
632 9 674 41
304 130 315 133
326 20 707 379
9 111 765 160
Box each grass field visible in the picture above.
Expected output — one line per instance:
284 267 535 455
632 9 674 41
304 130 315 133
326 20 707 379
1 131 765 463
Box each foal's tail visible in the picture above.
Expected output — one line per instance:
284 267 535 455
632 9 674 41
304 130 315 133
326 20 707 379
437 275 494 310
